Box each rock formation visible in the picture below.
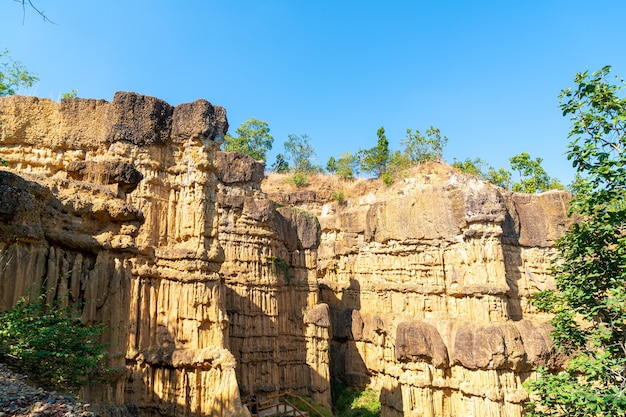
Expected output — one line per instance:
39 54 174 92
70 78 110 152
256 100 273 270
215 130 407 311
309 170 572 416
0 93 575 417
215 151 331 408
0 93 248 416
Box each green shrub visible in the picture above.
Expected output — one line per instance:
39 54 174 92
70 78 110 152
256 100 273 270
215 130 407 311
332 189 345 204
267 255 290 284
0 293 109 393
381 172 394 186
332 380 381 417
289 172 309 187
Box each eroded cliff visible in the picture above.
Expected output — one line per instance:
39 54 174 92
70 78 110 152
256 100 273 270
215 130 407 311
0 93 574 417
266 168 572 417
0 93 247 416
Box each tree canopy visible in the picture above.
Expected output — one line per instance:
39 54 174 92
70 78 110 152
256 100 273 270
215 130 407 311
223 117 274 161
0 48 38 97
358 127 390 178
284 133 317 173
525 66 626 416
510 152 563 193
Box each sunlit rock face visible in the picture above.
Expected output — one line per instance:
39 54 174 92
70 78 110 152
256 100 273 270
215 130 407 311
313 168 572 417
0 92 574 417
0 93 249 417
215 151 331 409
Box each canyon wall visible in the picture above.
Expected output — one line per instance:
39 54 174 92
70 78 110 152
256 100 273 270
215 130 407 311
215 151 331 408
0 93 249 416
0 93 574 417
307 169 572 417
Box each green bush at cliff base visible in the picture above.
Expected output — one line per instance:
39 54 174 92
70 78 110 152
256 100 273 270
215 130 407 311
332 380 381 417
0 294 109 393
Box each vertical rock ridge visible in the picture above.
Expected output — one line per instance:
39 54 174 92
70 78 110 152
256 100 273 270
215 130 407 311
0 93 247 416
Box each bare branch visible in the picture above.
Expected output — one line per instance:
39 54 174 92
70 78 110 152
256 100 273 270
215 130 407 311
12 0 56 24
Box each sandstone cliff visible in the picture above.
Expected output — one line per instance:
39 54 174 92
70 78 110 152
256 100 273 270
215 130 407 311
265 168 572 417
0 93 575 417
0 93 248 416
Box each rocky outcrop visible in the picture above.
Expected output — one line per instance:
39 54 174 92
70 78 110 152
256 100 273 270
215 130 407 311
0 93 574 417
314 170 573 417
215 151 331 408
0 93 247 417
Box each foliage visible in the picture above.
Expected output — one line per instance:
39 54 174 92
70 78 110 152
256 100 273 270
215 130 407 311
452 157 513 189
284 133 317 173
452 157 488 177
359 127 390 178
484 166 513 190
381 172 393 186
289 171 309 188
525 66 626 416
267 255 290 284
0 293 109 393
332 380 381 417
386 150 411 178
326 156 337 174
271 153 290 173
223 117 274 161
402 126 447 164
61 89 78 99
0 48 38 97
335 152 357 180
332 189 345 204
510 152 563 193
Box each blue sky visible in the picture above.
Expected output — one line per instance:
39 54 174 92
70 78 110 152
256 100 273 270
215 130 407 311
3 1 626 185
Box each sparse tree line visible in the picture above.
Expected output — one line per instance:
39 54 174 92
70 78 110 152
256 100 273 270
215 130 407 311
224 114 564 193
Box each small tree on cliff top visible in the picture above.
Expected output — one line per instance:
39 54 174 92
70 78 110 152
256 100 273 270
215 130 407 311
223 117 274 161
525 66 626 416
359 127 390 178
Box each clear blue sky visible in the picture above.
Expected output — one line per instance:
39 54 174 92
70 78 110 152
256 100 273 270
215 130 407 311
3 1 626 185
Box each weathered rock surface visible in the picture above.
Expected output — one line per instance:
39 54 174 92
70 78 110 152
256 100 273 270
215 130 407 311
216 151 330 408
0 93 575 417
0 93 246 417
310 169 573 417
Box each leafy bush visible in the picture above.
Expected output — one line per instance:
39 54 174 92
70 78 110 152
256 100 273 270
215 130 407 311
267 255 290 284
289 172 309 187
332 189 345 204
381 172 393 186
0 293 109 393
332 380 381 417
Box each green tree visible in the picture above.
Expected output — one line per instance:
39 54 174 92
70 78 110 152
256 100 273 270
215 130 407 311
223 117 274 161
326 156 337 174
271 153 290 173
284 133 317 173
0 48 38 97
525 66 626 416
0 293 109 393
510 152 563 193
61 89 78 99
335 152 357 181
359 127 390 178
452 157 487 177
387 150 411 177
484 166 512 190
402 126 448 164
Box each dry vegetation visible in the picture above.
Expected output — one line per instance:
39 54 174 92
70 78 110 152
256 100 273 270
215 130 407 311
261 161 461 207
